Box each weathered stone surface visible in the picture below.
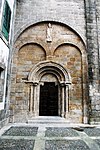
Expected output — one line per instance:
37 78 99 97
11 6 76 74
1 124 100 150
0 0 2 14
95 139 100 148
45 140 90 150
0 139 34 150
10 22 87 123
45 127 79 137
3 126 38 136
0 79 4 102
14 0 85 41
84 128 100 137
84 0 100 123
6 0 100 124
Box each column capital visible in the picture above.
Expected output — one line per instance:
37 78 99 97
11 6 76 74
60 81 71 86
24 81 38 86
33 82 38 86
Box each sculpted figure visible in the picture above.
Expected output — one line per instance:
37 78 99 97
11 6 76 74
46 23 52 42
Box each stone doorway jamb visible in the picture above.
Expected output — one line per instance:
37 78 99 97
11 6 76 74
27 61 71 118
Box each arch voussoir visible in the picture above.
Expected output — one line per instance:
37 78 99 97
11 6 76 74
27 61 71 117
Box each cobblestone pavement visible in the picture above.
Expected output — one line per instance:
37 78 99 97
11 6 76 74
0 123 100 150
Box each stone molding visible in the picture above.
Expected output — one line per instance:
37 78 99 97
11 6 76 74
28 61 71 83
26 61 71 118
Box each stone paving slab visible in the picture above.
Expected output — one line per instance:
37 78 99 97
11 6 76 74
45 127 79 137
0 139 34 150
0 124 100 150
45 140 90 150
94 139 100 148
2 127 38 136
84 128 100 137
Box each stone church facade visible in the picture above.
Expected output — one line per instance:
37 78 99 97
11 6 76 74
0 0 100 126
12 22 88 123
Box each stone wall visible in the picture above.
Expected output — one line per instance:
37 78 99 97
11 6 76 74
9 0 100 124
84 0 100 124
11 0 87 123
14 0 86 42
95 0 100 124
96 0 100 82
0 77 4 103
0 0 2 12
10 22 88 123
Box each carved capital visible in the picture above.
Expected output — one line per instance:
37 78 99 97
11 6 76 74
60 81 66 87
24 81 38 86
60 81 71 87
33 82 38 86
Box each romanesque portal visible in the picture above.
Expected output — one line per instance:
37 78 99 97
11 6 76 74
11 22 88 123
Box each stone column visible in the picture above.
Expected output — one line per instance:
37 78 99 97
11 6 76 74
30 84 34 113
84 0 100 123
24 81 33 116
60 82 70 118
83 102 88 124
33 82 38 116
60 83 65 117
58 84 61 116
64 84 69 118
25 81 38 117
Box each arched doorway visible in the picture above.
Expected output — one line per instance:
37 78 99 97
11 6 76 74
39 73 59 116
28 61 71 118
39 82 58 116
12 21 88 123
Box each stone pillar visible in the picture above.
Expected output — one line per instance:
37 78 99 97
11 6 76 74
25 81 38 117
83 102 88 124
64 84 69 118
60 82 70 118
84 0 100 123
58 84 61 116
61 83 65 117
30 84 34 113
33 82 38 116
24 81 33 116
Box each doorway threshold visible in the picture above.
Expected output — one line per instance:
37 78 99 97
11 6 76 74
28 116 69 124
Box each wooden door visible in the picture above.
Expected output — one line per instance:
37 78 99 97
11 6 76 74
39 82 58 116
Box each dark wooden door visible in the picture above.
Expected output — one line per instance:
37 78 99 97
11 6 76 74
39 82 58 116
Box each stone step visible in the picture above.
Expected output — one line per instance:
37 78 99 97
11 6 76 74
28 116 70 124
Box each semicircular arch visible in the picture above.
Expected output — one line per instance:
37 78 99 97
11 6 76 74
15 41 46 55
53 43 83 56
28 61 71 83
14 21 86 47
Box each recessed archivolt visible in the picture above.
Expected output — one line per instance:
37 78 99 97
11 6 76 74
37 67 63 82
14 20 86 46
40 72 59 82
18 42 46 56
53 43 84 56
14 39 47 53
14 21 86 52
28 61 71 83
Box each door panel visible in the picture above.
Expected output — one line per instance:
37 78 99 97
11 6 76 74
39 82 58 116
